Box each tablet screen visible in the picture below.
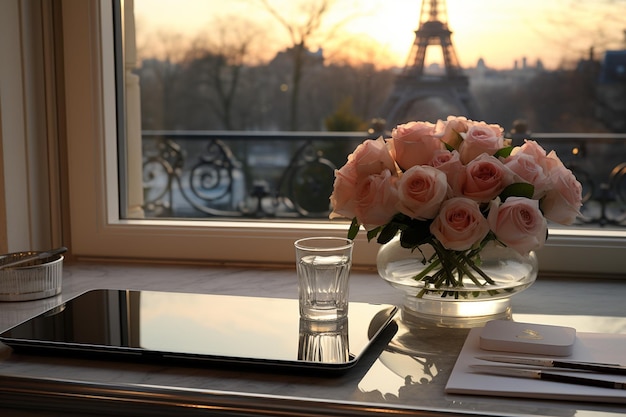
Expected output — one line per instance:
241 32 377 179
0 289 397 370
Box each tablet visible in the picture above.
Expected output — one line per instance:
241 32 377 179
0 289 397 371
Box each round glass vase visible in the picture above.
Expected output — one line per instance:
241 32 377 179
376 236 538 325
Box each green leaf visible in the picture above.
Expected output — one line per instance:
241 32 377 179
376 223 399 244
494 146 514 158
347 217 360 240
389 212 409 224
367 226 381 242
499 183 534 201
399 220 432 248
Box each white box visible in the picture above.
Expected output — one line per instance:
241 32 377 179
479 320 576 356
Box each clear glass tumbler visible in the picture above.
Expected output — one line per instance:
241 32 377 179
294 237 354 321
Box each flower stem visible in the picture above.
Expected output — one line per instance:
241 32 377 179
412 257 441 282
411 239 497 299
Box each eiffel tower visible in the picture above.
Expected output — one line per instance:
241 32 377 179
379 0 481 126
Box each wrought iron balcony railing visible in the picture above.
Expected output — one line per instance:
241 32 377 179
141 131 626 228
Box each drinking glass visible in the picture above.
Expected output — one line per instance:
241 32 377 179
294 237 354 321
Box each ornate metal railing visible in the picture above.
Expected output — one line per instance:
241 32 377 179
141 131 367 219
142 131 626 227
509 133 626 227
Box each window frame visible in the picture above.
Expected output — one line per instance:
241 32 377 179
61 0 625 276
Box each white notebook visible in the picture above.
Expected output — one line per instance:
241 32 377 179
445 327 626 404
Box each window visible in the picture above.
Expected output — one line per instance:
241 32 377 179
130 0 626 226
60 0 624 275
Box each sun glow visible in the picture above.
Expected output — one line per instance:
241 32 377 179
134 0 626 70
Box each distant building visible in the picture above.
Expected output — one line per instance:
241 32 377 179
596 50 626 132
599 50 626 83
269 46 324 68
465 56 545 86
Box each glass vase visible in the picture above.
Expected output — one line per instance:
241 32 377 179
376 235 538 325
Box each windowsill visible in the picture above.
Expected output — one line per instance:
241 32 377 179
0 261 624 416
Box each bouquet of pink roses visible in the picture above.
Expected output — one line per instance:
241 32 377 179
329 116 583 293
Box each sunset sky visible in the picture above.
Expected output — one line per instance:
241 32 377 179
133 0 626 70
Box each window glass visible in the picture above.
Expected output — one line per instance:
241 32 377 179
61 0 624 274
125 0 626 233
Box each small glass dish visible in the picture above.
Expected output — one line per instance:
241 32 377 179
0 251 64 301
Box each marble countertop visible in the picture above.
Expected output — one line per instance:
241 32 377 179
0 261 625 416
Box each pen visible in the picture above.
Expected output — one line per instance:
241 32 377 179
471 365 626 390
475 355 626 375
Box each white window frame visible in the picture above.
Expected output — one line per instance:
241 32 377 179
59 0 625 275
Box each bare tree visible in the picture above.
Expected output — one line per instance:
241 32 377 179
185 17 262 130
252 0 356 130
323 36 398 123
529 0 626 67
136 30 189 130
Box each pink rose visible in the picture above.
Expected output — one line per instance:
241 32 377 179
396 165 449 220
354 170 399 231
329 137 396 220
458 122 505 164
487 197 547 255
329 168 358 220
504 152 551 198
430 197 490 251
434 116 471 150
511 140 562 173
389 121 444 170
508 141 582 220
429 149 463 188
541 162 582 224
456 154 514 203
349 136 397 178
511 140 546 162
